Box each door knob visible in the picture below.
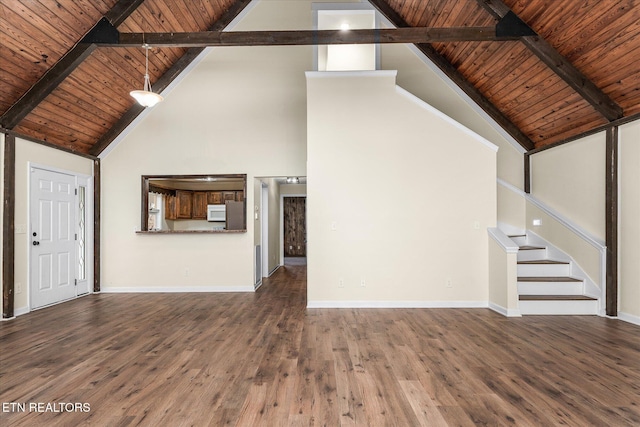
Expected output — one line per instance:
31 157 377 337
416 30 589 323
32 241 40 246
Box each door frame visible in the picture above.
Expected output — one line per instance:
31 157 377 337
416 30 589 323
27 163 94 311
261 183 269 279
280 194 307 264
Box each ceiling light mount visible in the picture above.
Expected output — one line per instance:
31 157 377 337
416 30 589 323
130 44 163 107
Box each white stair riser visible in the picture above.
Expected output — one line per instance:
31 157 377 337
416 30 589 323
518 281 584 295
519 299 598 315
517 263 571 277
510 236 528 246
517 249 547 261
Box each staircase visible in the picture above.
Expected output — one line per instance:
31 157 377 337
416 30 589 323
510 234 598 315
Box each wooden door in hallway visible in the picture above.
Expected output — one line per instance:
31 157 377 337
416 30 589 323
284 197 306 257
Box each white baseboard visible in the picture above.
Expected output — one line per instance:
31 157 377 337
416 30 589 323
101 285 255 293
618 311 640 326
488 302 522 317
307 300 489 309
268 265 281 277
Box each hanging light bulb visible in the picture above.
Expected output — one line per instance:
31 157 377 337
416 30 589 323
130 44 163 107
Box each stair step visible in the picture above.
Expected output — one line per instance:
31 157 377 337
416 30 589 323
519 297 598 315
519 295 596 301
517 260 572 277
517 260 569 265
518 276 582 282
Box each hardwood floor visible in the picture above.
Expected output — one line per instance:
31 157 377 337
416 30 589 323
1 265 639 426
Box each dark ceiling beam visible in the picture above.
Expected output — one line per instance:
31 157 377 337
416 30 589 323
0 0 145 129
114 27 516 48
367 0 535 151
90 0 254 156
476 0 623 122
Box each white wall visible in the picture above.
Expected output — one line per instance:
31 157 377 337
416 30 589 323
619 120 640 322
306 71 497 306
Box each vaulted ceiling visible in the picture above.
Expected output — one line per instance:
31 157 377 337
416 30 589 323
1 0 639 156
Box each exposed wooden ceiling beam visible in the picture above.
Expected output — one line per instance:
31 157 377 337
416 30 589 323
115 27 516 48
476 0 623 121
90 0 255 156
367 0 535 151
0 0 146 129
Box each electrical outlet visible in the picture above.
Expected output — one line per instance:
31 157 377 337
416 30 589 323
360 278 366 287
446 278 452 288
338 278 344 288
184 268 190 277
15 282 22 294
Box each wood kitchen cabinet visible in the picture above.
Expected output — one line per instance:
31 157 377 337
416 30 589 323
222 191 235 203
176 190 193 219
207 191 223 205
165 195 177 220
192 192 208 219
234 190 244 202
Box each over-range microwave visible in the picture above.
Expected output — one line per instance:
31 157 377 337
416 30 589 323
207 204 226 222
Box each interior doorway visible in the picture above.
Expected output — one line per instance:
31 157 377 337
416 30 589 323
283 196 306 265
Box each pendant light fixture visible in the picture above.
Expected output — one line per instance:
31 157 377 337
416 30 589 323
130 44 163 107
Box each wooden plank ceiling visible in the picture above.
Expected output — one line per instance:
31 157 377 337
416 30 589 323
1 0 639 155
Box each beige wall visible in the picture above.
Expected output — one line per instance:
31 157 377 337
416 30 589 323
266 180 281 273
488 230 519 316
100 4 309 290
619 121 640 321
306 71 497 305
254 177 283 275
11 138 93 312
381 44 524 190
497 182 527 231
530 132 606 241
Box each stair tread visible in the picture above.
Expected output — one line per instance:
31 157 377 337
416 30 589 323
519 295 596 301
518 260 570 265
518 276 582 282
519 245 545 250
508 234 526 238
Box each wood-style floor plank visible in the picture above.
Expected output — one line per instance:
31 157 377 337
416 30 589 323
1 265 639 426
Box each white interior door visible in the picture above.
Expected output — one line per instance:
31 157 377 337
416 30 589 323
30 167 77 308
